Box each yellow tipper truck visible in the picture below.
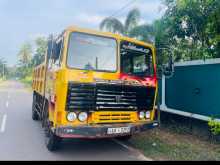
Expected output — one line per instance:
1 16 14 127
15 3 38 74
32 26 160 151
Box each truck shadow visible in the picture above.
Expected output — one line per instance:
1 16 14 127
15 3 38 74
48 138 134 160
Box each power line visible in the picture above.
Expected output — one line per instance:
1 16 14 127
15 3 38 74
108 0 138 18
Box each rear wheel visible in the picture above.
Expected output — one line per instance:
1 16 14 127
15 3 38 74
32 94 39 121
44 102 62 151
116 135 132 141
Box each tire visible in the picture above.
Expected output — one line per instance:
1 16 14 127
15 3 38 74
32 94 39 121
116 135 132 141
44 102 62 151
45 129 62 151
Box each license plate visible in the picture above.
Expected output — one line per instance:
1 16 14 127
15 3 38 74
107 127 131 135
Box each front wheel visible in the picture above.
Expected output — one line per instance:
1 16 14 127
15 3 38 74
45 129 62 151
44 102 62 151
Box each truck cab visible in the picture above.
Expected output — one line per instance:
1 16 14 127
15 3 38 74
32 26 159 151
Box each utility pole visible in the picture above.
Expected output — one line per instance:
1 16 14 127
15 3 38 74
95 57 98 70
2 63 5 79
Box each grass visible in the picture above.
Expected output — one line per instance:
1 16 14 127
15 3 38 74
129 128 220 161
20 76 32 90
128 113 220 161
0 77 6 84
20 76 32 86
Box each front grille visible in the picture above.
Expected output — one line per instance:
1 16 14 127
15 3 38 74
91 111 137 124
66 82 156 111
66 83 96 111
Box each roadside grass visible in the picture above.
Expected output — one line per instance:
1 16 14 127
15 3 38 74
129 128 220 161
0 77 5 82
0 77 6 85
128 114 220 161
20 76 32 90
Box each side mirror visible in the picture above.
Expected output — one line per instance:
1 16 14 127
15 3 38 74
162 54 174 78
52 43 60 60
157 48 174 79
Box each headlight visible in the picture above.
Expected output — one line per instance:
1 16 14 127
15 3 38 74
78 112 88 122
139 111 145 119
67 112 77 122
145 111 151 119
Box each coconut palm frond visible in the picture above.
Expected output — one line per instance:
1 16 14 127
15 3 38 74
129 24 155 42
125 8 141 34
100 17 125 34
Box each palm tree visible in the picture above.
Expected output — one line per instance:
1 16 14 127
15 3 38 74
18 43 32 68
129 24 155 43
100 8 140 36
100 8 154 43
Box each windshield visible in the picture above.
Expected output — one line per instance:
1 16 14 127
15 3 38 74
67 32 117 72
121 41 154 77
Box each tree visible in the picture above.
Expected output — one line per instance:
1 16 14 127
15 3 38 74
205 0 220 58
100 8 153 43
17 43 33 79
100 8 140 36
18 43 32 68
32 37 47 66
129 24 155 43
154 0 220 61
16 37 48 79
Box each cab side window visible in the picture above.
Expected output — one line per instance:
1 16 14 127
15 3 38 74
53 40 63 66
47 38 63 69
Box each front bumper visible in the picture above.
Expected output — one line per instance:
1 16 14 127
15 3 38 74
55 121 159 139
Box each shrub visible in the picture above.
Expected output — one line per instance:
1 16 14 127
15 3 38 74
21 76 32 86
208 119 220 135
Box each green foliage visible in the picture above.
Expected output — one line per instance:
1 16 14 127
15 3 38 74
18 43 32 68
15 37 47 81
156 0 220 61
208 119 220 135
129 24 154 43
20 76 32 87
100 17 125 34
32 37 47 66
124 8 141 34
100 1 220 63
100 8 153 43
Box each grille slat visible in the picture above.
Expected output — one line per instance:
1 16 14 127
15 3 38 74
97 93 136 98
97 98 136 102
97 90 136 95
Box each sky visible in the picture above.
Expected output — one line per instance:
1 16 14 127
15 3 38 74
0 0 165 66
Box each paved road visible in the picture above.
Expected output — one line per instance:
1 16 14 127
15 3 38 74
0 81 149 161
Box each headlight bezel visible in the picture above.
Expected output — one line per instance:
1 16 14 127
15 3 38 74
139 111 145 120
78 112 88 122
67 112 77 122
145 111 151 119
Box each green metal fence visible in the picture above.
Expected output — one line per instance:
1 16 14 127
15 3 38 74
159 59 220 121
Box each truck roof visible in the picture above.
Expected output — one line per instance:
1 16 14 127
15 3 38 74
63 26 155 50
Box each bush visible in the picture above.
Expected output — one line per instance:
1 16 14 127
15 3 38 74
208 119 220 135
0 77 6 82
21 76 32 86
